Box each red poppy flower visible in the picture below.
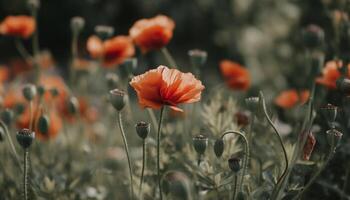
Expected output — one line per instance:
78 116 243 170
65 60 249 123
130 65 204 112
87 35 135 67
315 60 349 89
129 15 175 53
0 16 35 38
220 60 250 90
274 89 310 109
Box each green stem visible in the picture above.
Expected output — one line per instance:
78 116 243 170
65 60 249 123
29 101 33 131
117 112 134 200
161 47 177 69
341 165 350 200
259 91 289 185
30 8 40 84
233 174 238 200
14 38 34 62
221 130 249 193
147 108 158 134
23 150 29 200
0 120 20 165
139 139 146 199
70 31 79 86
157 107 165 200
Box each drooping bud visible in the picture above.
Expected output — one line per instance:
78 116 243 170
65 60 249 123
70 16 85 34
67 97 79 115
16 128 35 149
301 24 325 49
228 155 241 173
320 104 338 128
109 89 127 111
336 77 350 93
326 129 343 148
22 84 37 101
214 138 224 158
135 121 150 139
188 49 208 67
192 134 208 155
0 109 14 125
94 25 114 40
106 73 119 90
37 115 50 135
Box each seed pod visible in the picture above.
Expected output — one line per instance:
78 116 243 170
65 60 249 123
336 77 350 93
326 129 343 148
109 89 127 111
320 104 337 128
192 134 208 155
16 128 35 149
301 24 324 49
228 156 241 173
135 121 150 139
38 115 50 135
245 97 260 113
95 25 114 40
0 109 14 125
214 138 224 158
22 84 37 101
188 49 207 67
70 16 85 34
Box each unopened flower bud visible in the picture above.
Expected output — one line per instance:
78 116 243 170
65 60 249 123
302 24 325 49
192 134 208 155
37 85 45 97
38 115 50 135
245 96 260 113
71 16 85 34
109 89 127 111
188 49 207 67
336 77 350 93
320 104 338 128
67 97 79 115
106 73 119 90
14 103 25 115
228 156 241 173
95 25 114 40
214 138 224 158
326 129 343 148
22 84 37 101
135 121 150 139
16 128 35 149
1 109 14 125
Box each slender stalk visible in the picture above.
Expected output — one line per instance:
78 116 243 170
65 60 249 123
147 108 158 134
117 112 134 200
161 47 177 69
221 130 249 194
233 174 238 200
341 165 350 200
259 91 288 184
0 120 20 165
70 31 78 86
23 150 29 200
30 7 41 84
29 101 34 131
139 139 146 199
157 107 165 200
14 38 34 62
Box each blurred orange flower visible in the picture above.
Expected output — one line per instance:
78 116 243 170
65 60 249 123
274 89 310 109
87 35 135 67
3 88 26 108
0 66 10 83
316 60 350 89
129 15 175 53
220 60 250 91
0 16 35 38
60 97 99 123
130 65 204 112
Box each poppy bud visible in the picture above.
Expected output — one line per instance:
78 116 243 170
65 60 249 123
320 104 338 128
37 85 45 97
50 88 59 98
106 73 119 90
67 97 79 115
22 84 37 101
38 115 50 135
70 16 85 34
228 156 241 173
109 89 127 111
16 128 35 149
95 25 114 40
14 104 25 115
336 77 350 93
245 96 260 114
326 129 343 148
192 134 208 155
188 49 207 67
0 109 13 125
214 138 224 158
0 126 4 142
301 24 324 49
135 121 150 139
27 0 40 11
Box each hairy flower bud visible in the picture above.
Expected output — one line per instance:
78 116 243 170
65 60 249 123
192 134 208 155
320 104 338 128
38 115 50 135
135 121 150 139
245 97 260 113
302 24 324 49
27 0 40 11
109 89 127 111
16 128 35 149
214 138 224 158
22 84 37 101
228 156 241 173
188 49 207 67
326 129 343 148
1 109 14 125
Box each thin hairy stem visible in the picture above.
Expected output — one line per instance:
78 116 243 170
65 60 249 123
23 150 29 200
117 112 134 200
69 31 79 86
233 174 238 200
14 38 34 62
30 8 41 84
139 140 146 199
157 107 165 200
161 47 177 69
0 121 20 165
29 101 34 131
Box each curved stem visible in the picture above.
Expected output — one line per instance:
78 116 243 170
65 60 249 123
157 107 165 200
117 112 134 200
161 47 177 69
259 91 289 185
139 139 146 199
221 130 249 194
23 150 29 200
0 120 20 165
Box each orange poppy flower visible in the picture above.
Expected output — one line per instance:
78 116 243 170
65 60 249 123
274 89 310 109
0 66 10 83
16 105 62 141
130 65 204 112
315 60 350 89
0 16 35 38
87 35 135 67
129 15 175 53
39 75 68 102
2 88 26 108
59 97 99 123
220 60 250 90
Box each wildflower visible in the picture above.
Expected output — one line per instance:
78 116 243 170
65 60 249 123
129 65 204 112
129 15 175 53
220 60 250 91
0 16 35 38
87 35 135 67
302 132 316 161
274 89 310 109
315 60 350 89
